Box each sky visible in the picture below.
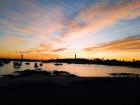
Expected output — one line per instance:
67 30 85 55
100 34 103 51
0 0 140 60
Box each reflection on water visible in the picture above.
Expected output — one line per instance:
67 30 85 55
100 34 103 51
0 61 140 77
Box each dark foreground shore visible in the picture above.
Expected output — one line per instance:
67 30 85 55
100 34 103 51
0 70 140 105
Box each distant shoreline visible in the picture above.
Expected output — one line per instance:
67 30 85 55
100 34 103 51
0 58 140 68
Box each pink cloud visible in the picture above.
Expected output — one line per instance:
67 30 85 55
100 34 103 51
54 0 140 43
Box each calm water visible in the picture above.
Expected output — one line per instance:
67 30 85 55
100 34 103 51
0 61 140 77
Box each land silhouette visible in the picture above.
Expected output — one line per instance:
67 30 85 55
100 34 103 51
0 57 140 68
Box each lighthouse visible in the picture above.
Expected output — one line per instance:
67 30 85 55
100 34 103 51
75 54 76 60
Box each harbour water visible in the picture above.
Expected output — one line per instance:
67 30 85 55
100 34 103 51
0 61 140 77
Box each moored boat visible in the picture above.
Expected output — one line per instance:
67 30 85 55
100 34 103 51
25 62 30 65
34 62 38 68
54 63 63 66
13 61 22 68
39 63 43 66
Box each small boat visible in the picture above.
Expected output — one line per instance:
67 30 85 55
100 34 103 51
25 62 30 65
34 62 38 68
54 63 63 66
39 63 43 66
13 53 23 68
13 61 22 68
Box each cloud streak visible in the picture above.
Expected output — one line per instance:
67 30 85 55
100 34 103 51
84 35 140 52
51 48 67 52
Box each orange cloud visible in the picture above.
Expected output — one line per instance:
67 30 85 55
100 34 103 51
51 48 66 52
27 43 53 53
25 42 67 54
84 35 140 52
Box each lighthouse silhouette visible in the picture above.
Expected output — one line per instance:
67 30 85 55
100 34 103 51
75 54 76 60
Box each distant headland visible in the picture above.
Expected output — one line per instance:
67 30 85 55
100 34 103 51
0 57 140 68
